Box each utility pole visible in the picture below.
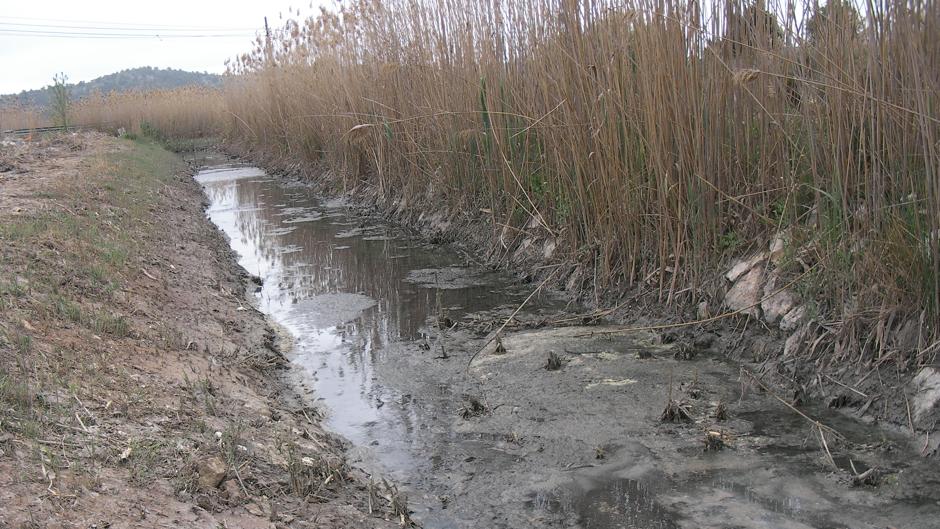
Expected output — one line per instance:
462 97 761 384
264 17 272 61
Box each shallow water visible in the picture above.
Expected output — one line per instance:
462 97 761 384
196 163 940 529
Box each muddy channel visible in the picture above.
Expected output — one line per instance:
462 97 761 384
195 163 940 529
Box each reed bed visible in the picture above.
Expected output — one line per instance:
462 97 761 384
72 86 224 139
219 0 937 361
68 0 937 364
0 104 44 131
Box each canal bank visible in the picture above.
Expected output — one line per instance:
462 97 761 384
0 133 401 528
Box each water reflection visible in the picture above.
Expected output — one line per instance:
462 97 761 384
198 165 501 340
196 164 524 489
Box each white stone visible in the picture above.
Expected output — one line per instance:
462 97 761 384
911 367 940 424
779 305 806 331
724 266 764 317
543 238 557 260
761 275 796 324
725 252 768 283
769 232 788 263
725 260 752 283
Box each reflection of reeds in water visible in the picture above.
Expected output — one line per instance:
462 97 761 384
211 175 493 348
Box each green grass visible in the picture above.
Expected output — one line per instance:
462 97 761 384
0 134 186 394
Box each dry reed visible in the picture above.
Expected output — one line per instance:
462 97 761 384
0 104 44 131
72 87 224 139
75 0 940 364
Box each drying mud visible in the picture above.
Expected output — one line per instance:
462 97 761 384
197 160 940 528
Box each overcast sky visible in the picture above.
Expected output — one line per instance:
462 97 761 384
0 0 326 94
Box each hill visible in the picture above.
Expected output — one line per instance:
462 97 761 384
1 67 222 108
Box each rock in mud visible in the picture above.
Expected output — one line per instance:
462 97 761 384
910 367 940 425
779 304 806 331
784 324 809 357
724 266 764 317
197 456 228 489
769 230 789 264
725 252 767 283
220 479 243 503
761 275 796 324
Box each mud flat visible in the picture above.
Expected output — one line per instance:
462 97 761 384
197 160 940 529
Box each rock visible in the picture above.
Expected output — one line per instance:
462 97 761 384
696 301 710 320
779 305 806 332
542 238 557 260
910 367 940 425
724 266 764 317
769 231 789 264
780 305 806 331
725 253 767 283
220 479 243 503
245 502 266 517
725 260 752 283
761 275 796 324
784 325 808 357
197 456 227 490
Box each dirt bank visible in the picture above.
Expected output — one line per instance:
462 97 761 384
0 132 404 528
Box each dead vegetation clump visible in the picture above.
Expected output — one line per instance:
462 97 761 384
282 441 348 498
368 478 413 526
714 400 729 421
494 334 507 355
703 430 733 452
661 399 694 423
458 395 489 419
544 351 564 371
661 372 694 423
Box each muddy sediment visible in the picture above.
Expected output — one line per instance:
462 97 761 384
196 158 940 529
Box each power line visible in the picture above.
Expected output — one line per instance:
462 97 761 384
0 21 256 33
0 29 257 39
0 14 261 31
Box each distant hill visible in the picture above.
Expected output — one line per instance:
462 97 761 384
1 67 223 108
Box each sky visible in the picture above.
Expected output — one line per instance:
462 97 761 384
0 0 327 94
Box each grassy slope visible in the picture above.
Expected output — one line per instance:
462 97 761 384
0 134 400 528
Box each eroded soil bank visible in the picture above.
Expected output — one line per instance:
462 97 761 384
197 159 940 529
0 133 402 528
